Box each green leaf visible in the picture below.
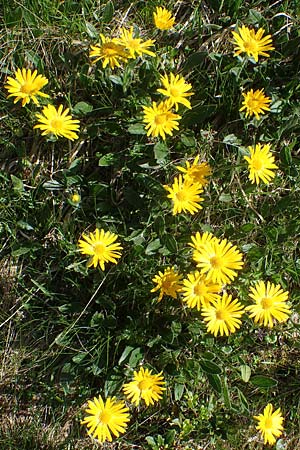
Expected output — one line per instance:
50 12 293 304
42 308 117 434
97 153 118 167
223 134 242 146
127 123 146 135
247 8 263 25
73 101 93 116
11 246 32 257
145 238 161 255
206 373 222 393
11 175 24 192
182 105 216 126
200 359 222 375
240 365 251 382
103 0 114 23
154 142 169 163
250 375 278 388
219 193 232 203
174 383 185 401
43 180 62 190
118 346 134 364
109 75 123 85
180 134 196 147
162 234 178 253
128 347 143 366
171 321 182 337
237 388 249 411
85 21 98 38
222 377 231 409
17 220 34 231
72 352 87 364
183 52 207 70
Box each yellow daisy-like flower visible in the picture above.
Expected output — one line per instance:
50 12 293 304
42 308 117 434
176 156 212 186
164 175 204 215
142 100 181 140
201 292 245 337
245 280 291 328
123 367 166 406
157 73 194 111
34 104 80 141
81 395 130 443
5 67 49 107
240 88 271 120
116 26 156 59
78 228 123 270
89 34 128 69
192 236 244 285
153 7 175 30
188 231 218 253
181 271 221 310
232 25 274 62
151 266 182 302
254 403 284 445
244 143 278 185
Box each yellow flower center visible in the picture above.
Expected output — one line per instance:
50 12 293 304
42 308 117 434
50 118 63 130
94 242 105 256
99 410 110 424
261 297 273 309
210 256 222 268
138 379 152 390
175 189 188 201
252 157 263 170
103 43 121 57
20 82 35 94
170 87 179 97
154 113 167 125
216 309 227 320
247 98 259 110
243 40 258 53
194 282 207 296
264 417 273 428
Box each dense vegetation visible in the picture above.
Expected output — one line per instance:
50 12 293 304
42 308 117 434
1 1 300 449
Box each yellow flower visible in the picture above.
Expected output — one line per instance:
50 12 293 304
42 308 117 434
116 26 156 59
245 280 291 328
157 73 194 111
232 25 274 62
89 34 128 69
164 175 204 215
192 236 244 285
151 266 182 302
142 100 181 140
254 403 284 445
201 292 245 337
181 271 221 310
176 156 212 186
188 231 218 253
78 228 122 270
70 193 81 204
244 143 278 185
81 395 130 443
34 104 80 141
123 367 166 406
153 6 175 30
5 67 49 107
240 88 271 120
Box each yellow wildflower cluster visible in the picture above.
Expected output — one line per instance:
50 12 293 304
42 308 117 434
5 68 80 140
81 366 166 443
4 3 292 448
